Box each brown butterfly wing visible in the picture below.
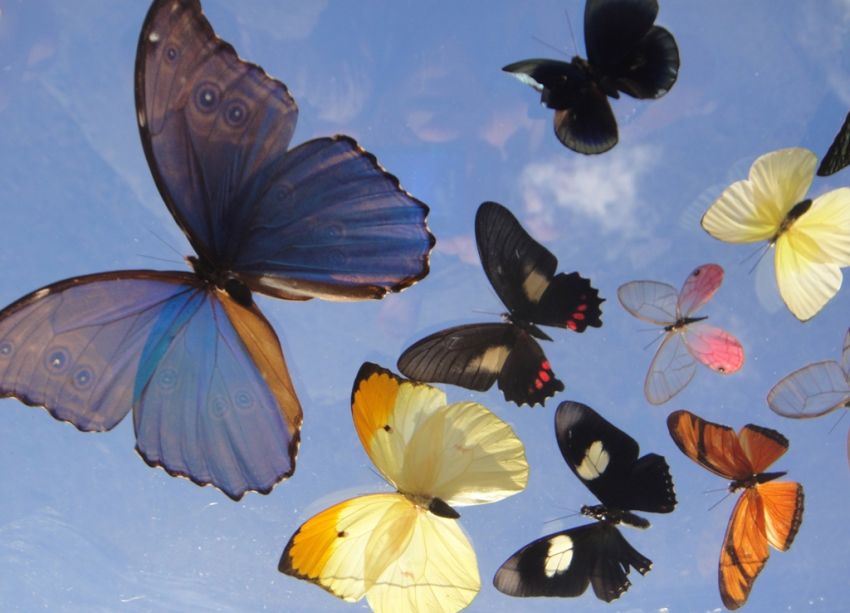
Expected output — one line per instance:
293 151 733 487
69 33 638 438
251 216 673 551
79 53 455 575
738 424 790 474
719 488 769 610
719 482 804 609
666 410 753 480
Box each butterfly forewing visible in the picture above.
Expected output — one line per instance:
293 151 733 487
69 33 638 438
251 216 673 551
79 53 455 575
767 360 850 419
677 263 723 316
666 411 754 480
136 0 298 263
617 279 678 325
555 401 675 512
737 424 789 475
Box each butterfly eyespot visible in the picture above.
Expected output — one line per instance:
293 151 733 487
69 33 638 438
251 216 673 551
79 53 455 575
383 424 392 432
164 45 179 63
157 368 178 392
0 340 13 357
209 395 230 419
44 347 71 374
72 367 95 390
234 390 254 411
224 99 249 127
337 530 347 538
193 82 221 113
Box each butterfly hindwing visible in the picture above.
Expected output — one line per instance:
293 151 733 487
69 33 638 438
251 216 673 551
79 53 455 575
555 401 675 513
493 522 651 602
279 493 480 613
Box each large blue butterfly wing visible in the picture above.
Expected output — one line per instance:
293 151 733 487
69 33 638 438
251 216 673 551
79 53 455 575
136 0 299 264
231 135 435 300
0 272 300 500
0 272 197 431
137 0 434 300
133 287 300 499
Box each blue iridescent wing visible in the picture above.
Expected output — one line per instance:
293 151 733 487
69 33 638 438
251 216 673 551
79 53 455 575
0 272 300 500
136 0 434 300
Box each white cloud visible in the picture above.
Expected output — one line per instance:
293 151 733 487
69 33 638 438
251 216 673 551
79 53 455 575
519 145 659 237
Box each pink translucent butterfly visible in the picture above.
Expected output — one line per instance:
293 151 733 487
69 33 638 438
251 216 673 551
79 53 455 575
768 328 850 468
618 264 744 405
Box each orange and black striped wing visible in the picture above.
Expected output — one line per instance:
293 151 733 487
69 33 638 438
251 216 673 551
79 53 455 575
738 424 791 474
666 410 752 480
719 482 803 609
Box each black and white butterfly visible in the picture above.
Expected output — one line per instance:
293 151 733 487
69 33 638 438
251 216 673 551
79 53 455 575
818 110 850 176
503 0 679 154
397 202 603 407
494 401 676 601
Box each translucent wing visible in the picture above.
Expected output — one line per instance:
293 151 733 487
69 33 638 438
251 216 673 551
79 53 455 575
0 272 300 500
677 263 723 317
719 482 803 610
644 330 696 405
136 0 434 300
666 411 753 480
682 321 744 374
396 323 564 407
767 360 850 419
351 364 528 506
279 493 480 613
555 401 676 513
617 279 678 325
584 0 679 99
818 110 850 176
842 328 850 373
475 202 603 330
702 148 816 244
493 522 651 602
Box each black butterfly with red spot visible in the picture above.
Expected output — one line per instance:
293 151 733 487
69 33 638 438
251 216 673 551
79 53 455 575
397 202 603 407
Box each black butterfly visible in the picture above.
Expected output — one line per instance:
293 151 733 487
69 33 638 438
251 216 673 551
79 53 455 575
494 401 676 601
503 0 679 154
397 202 602 407
818 110 850 176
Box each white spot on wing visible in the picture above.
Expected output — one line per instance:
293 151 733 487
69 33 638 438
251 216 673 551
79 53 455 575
576 441 609 481
510 72 544 92
522 269 548 303
470 345 510 375
544 535 574 577
148 32 160 43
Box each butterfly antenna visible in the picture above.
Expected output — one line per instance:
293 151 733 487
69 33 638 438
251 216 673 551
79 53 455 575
532 35 571 59
146 228 184 259
138 254 184 266
828 410 848 435
564 7 578 57
542 510 580 526
707 490 733 511
642 330 666 351
742 242 771 274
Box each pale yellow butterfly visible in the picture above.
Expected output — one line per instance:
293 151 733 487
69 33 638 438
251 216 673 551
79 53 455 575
279 362 529 613
701 147 850 321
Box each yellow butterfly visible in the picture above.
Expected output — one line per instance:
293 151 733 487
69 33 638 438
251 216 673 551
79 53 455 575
701 147 850 321
279 362 529 613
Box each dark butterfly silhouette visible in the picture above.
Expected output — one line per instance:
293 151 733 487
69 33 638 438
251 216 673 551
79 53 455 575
0 0 434 500
503 0 679 154
818 110 850 176
494 401 676 601
397 202 602 407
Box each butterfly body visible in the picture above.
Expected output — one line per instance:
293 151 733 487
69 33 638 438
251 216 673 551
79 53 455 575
0 0 434 500
667 410 804 610
280 363 528 612
398 202 602 407
494 401 674 601
503 0 679 154
619 264 743 404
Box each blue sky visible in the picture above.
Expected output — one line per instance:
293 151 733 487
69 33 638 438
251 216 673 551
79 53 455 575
1 1 850 611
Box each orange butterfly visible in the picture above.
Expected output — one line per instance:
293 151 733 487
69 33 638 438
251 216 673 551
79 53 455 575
666 410 804 610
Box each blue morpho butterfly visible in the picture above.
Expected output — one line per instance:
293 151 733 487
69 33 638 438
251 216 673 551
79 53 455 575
503 0 679 154
0 0 434 500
